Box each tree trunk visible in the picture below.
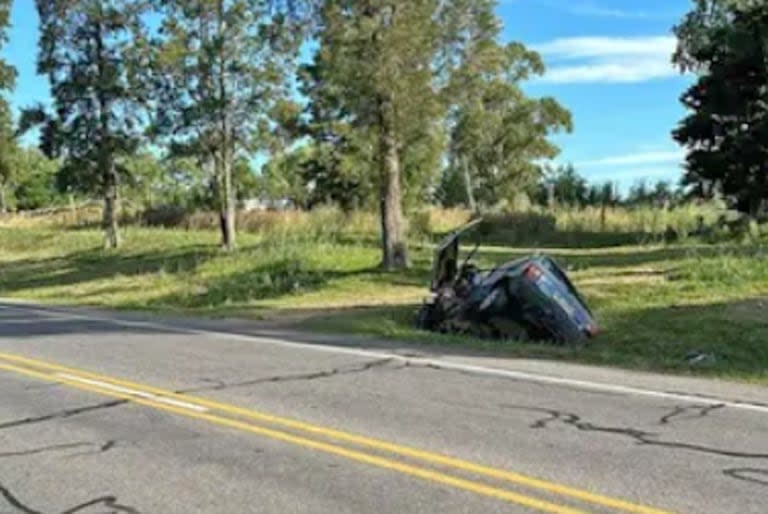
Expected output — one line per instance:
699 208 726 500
378 94 408 270
600 202 607 232
547 183 556 209
0 184 7 214
94 11 119 249
216 0 236 252
462 157 478 214
220 150 236 251
69 194 77 225
103 165 120 249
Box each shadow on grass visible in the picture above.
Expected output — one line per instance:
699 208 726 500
472 245 764 271
0 244 218 293
150 260 376 309
429 211 677 249
595 297 768 378
298 297 768 381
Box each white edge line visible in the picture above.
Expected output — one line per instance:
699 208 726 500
56 372 209 413
2 302 767 415
0 317 85 324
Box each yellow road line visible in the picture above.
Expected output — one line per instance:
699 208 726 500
0 361 587 514
0 351 674 514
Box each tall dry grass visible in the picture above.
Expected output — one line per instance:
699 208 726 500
1 201 730 248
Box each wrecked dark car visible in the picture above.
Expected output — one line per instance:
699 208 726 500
415 219 598 344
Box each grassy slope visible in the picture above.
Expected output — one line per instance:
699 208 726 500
0 226 766 383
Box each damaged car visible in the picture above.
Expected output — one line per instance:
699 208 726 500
415 219 598 344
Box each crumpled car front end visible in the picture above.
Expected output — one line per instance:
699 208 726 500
416 220 598 344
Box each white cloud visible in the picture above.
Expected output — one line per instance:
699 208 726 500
564 2 679 19
586 166 682 182
542 60 677 84
512 1 680 20
533 36 682 84
573 150 685 185
535 36 676 60
570 5 652 18
578 150 684 167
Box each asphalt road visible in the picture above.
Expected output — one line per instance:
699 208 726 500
0 301 766 514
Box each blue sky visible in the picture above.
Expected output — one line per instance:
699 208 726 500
3 0 694 191
500 0 694 190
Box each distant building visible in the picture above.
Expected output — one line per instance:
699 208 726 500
240 197 295 212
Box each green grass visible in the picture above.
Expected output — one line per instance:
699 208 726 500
0 221 766 384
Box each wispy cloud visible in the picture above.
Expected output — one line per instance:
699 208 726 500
550 149 685 186
565 2 676 19
535 36 676 60
577 150 684 167
586 166 682 183
533 36 681 84
514 0 679 20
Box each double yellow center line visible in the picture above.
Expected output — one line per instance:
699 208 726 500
0 351 673 514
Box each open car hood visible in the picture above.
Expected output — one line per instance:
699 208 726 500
430 218 482 291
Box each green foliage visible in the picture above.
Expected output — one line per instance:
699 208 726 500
17 0 153 247
585 181 620 207
0 0 17 213
0 0 15 93
310 0 450 267
22 0 150 192
536 163 588 207
10 147 61 210
121 151 165 209
673 0 768 216
626 180 681 207
442 1 572 210
150 0 309 249
0 105 17 212
259 145 312 208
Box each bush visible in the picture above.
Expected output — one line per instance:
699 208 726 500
473 212 558 246
142 205 189 228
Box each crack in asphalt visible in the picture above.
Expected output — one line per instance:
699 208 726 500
723 468 768 487
0 442 94 459
0 483 42 514
0 440 121 460
64 440 123 459
501 404 768 460
659 404 725 425
0 400 128 432
60 496 140 513
182 358 400 393
0 484 141 514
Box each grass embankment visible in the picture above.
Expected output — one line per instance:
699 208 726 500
0 206 766 383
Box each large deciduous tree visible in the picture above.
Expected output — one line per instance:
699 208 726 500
151 0 307 251
0 0 17 213
441 0 571 212
0 98 16 214
673 0 768 217
311 0 444 270
298 55 379 212
20 0 150 247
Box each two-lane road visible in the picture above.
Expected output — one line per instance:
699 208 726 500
0 302 766 513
